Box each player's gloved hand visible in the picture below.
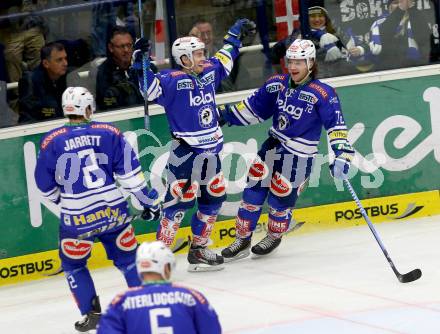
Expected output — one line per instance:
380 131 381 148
132 37 152 70
141 189 161 222
224 18 256 48
216 104 234 127
329 143 355 180
134 37 151 55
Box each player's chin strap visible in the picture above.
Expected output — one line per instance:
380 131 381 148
294 59 314 86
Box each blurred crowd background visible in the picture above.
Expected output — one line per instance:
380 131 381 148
0 0 438 128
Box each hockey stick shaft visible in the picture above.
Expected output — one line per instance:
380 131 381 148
137 0 150 130
343 179 421 282
77 214 140 240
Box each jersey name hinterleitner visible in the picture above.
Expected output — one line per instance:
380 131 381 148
97 283 221 334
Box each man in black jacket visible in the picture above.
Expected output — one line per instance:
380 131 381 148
95 26 144 111
19 42 67 122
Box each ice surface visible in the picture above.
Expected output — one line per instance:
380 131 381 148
1 215 439 333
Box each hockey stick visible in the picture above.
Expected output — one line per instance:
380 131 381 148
77 214 140 240
343 179 422 283
138 0 150 130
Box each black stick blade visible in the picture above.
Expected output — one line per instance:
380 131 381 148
398 269 422 283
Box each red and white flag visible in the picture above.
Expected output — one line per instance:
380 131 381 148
275 0 300 40
154 0 166 64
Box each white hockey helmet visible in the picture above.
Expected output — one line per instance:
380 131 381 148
136 241 176 280
172 36 205 68
286 39 316 61
62 87 96 120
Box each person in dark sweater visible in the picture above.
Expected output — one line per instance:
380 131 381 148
95 26 145 111
19 42 67 122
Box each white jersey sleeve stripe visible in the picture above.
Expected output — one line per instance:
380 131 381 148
116 166 142 180
61 196 126 215
41 187 60 202
60 188 124 211
61 184 118 199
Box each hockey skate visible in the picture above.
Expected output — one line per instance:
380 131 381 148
221 237 251 262
187 244 224 272
74 296 101 332
251 234 281 257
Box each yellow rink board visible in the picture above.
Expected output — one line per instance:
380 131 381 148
1 190 438 286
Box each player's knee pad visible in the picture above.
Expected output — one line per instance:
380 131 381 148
190 203 220 246
201 171 227 204
236 201 262 238
267 206 292 238
167 178 198 210
157 208 186 247
269 171 299 205
246 155 270 187
59 238 93 267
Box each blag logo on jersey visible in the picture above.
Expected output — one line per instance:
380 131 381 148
190 91 214 107
277 113 290 130
198 106 214 128
277 96 303 120
61 239 93 259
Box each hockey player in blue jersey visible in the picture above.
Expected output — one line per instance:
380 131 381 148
218 39 355 260
97 240 222 334
132 19 256 272
34 87 161 332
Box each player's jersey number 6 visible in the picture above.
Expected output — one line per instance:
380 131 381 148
77 148 107 189
149 307 174 334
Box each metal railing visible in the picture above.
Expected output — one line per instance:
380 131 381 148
5 42 276 90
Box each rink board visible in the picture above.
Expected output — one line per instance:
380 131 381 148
0 189 438 286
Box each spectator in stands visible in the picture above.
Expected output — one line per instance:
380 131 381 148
189 19 222 58
90 0 136 59
18 42 67 122
95 26 144 111
0 1 46 118
369 0 432 70
0 42 18 127
270 5 366 77
189 19 251 92
0 1 46 84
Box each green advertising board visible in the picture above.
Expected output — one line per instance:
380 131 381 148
0 74 439 261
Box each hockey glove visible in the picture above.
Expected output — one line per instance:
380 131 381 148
141 189 161 222
224 18 256 48
131 37 152 71
329 143 355 180
217 104 234 127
